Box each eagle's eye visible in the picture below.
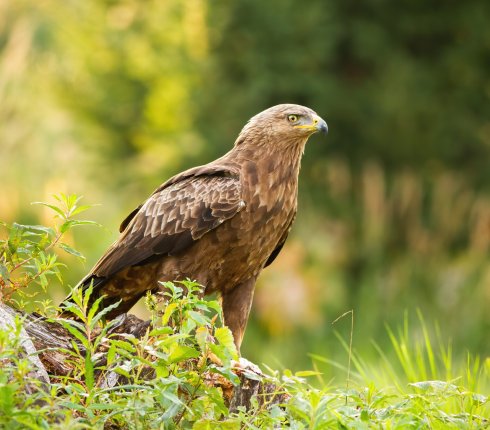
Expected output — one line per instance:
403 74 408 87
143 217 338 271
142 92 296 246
287 114 299 123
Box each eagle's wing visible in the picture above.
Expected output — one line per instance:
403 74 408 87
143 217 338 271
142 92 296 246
87 166 244 282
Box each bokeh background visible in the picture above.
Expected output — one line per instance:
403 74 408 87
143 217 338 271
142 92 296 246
1 0 489 378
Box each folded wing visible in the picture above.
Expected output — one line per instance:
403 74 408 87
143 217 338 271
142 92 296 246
83 167 244 288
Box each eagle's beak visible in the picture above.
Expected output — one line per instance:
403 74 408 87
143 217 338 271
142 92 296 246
294 114 328 134
312 114 328 134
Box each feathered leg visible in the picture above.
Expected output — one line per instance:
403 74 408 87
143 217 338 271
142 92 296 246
221 278 256 353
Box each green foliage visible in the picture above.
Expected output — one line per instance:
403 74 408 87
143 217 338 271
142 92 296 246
0 194 97 308
49 279 239 428
1 284 489 429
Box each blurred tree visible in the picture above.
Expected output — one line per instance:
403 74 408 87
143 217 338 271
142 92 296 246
49 0 210 190
201 0 490 184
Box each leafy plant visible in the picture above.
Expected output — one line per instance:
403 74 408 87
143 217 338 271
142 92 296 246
2 279 488 429
52 280 241 429
0 193 97 304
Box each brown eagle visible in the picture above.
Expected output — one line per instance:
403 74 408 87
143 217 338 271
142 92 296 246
67 104 327 351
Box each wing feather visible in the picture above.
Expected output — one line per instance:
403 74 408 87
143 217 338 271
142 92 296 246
89 168 244 279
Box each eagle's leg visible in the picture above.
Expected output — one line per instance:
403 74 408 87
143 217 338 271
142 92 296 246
221 278 256 353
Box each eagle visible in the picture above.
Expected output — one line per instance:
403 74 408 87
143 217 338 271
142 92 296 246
66 104 327 351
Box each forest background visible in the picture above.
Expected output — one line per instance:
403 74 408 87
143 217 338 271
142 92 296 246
1 0 489 379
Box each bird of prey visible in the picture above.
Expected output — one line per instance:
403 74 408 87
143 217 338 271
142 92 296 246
66 104 327 351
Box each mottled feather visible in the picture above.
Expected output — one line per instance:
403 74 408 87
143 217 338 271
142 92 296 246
87 167 244 280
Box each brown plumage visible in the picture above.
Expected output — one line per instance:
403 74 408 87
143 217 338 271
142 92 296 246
66 104 327 351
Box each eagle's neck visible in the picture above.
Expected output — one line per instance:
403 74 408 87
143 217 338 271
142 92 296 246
230 135 308 178
222 136 308 209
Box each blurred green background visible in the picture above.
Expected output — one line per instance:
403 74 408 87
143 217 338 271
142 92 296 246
1 0 489 379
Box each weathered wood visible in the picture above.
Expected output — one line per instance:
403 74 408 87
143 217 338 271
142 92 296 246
0 303 50 387
0 303 286 411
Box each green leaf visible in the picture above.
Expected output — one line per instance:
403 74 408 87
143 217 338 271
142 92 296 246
149 326 174 337
0 264 10 282
90 299 122 328
59 401 88 412
59 243 86 261
168 344 200 364
193 419 241 430
295 370 322 378
161 302 179 326
195 326 209 352
188 310 208 326
85 352 95 391
31 202 66 218
98 384 147 394
59 301 86 321
208 366 240 385
70 204 97 217
215 326 238 361
60 219 100 233
23 224 56 237
11 223 48 237
113 365 131 378
360 409 369 421
208 344 229 365
0 383 17 415
409 380 458 392
160 397 184 421
156 333 190 349
59 319 89 348
202 299 223 315
161 390 184 406
109 339 137 354
86 295 104 324
182 316 197 334
53 193 81 213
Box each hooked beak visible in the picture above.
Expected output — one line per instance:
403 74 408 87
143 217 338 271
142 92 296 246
294 113 328 135
312 114 328 134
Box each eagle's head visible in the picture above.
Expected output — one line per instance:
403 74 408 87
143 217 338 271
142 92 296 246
236 104 328 147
